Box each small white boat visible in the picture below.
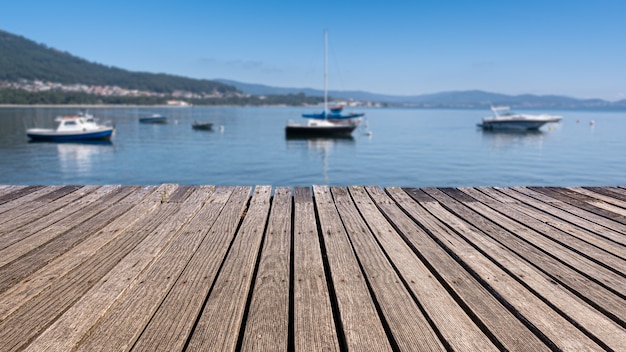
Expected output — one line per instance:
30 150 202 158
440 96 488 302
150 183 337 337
478 106 562 131
139 114 167 124
26 113 114 142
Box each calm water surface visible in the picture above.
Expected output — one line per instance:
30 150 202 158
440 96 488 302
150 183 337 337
0 106 624 186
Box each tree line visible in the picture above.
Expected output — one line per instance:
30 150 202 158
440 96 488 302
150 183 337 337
0 30 237 95
0 89 325 106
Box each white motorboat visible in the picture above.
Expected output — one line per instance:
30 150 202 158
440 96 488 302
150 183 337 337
26 113 114 142
478 106 562 131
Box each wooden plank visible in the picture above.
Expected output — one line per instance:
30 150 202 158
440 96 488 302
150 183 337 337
0 185 116 265
130 186 262 352
569 187 626 215
422 187 623 350
0 185 196 352
33 185 84 202
0 186 48 210
0 186 63 216
511 187 626 245
292 186 340 351
0 186 134 294
485 187 626 261
183 186 272 351
463 187 626 276
0 185 94 236
240 187 292 351
72 186 244 352
345 186 491 351
309 185 392 350
584 186 626 202
0 185 23 196
439 188 626 321
384 187 550 351
22 186 213 352
0 185 170 322
531 186 626 226
0 185 43 205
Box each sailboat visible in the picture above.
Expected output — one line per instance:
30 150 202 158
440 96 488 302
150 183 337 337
285 30 363 137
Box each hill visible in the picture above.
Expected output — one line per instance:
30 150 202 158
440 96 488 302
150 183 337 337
216 79 626 109
0 29 237 95
2 29 624 108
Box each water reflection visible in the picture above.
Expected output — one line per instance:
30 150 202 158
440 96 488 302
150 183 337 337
286 137 355 184
480 129 548 149
55 141 114 174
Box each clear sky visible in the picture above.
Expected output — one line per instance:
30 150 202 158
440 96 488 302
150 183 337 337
2 0 625 100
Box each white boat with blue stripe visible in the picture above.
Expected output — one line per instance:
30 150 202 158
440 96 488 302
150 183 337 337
26 112 114 142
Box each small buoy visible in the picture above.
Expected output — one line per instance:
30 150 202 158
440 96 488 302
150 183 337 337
589 120 595 126
220 125 225 132
366 131 373 136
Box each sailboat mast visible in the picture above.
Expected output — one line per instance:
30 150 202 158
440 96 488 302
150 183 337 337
323 29 328 116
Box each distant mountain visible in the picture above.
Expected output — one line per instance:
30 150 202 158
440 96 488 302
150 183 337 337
215 78 398 103
2 28 623 109
0 29 237 95
217 79 626 109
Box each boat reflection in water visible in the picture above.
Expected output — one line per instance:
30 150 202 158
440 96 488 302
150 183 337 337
54 140 114 174
480 129 549 150
286 136 355 184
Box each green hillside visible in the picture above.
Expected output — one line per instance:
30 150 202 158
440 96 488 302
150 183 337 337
0 29 237 95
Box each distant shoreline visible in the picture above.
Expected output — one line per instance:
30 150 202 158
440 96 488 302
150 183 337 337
1 104 625 111
0 104 191 108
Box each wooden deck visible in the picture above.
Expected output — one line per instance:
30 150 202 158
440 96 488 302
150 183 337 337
0 185 624 351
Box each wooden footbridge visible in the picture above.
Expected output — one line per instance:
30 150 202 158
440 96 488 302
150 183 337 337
0 185 624 351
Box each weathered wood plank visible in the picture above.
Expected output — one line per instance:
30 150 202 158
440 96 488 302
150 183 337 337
0 186 168 322
0 186 134 293
292 186 340 351
463 187 626 279
531 186 626 226
128 186 257 352
0 185 96 239
71 186 242 352
0 185 43 206
0 185 623 352
386 187 551 351
0 186 63 216
569 186 626 215
483 187 626 261
586 186 626 202
184 186 271 351
240 187 292 351
0 185 23 196
0 186 177 351
422 187 623 350
0 186 186 352
344 186 490 351
511 186 626 245
0 185 116 266
312 185 393 351
28 186 214 351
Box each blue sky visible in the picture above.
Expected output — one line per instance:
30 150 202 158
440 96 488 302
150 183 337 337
2 0 625 100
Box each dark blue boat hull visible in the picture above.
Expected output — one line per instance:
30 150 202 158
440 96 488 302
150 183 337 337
27 129 114 142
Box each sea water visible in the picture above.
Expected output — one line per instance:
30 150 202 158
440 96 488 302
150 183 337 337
0 106 624 187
